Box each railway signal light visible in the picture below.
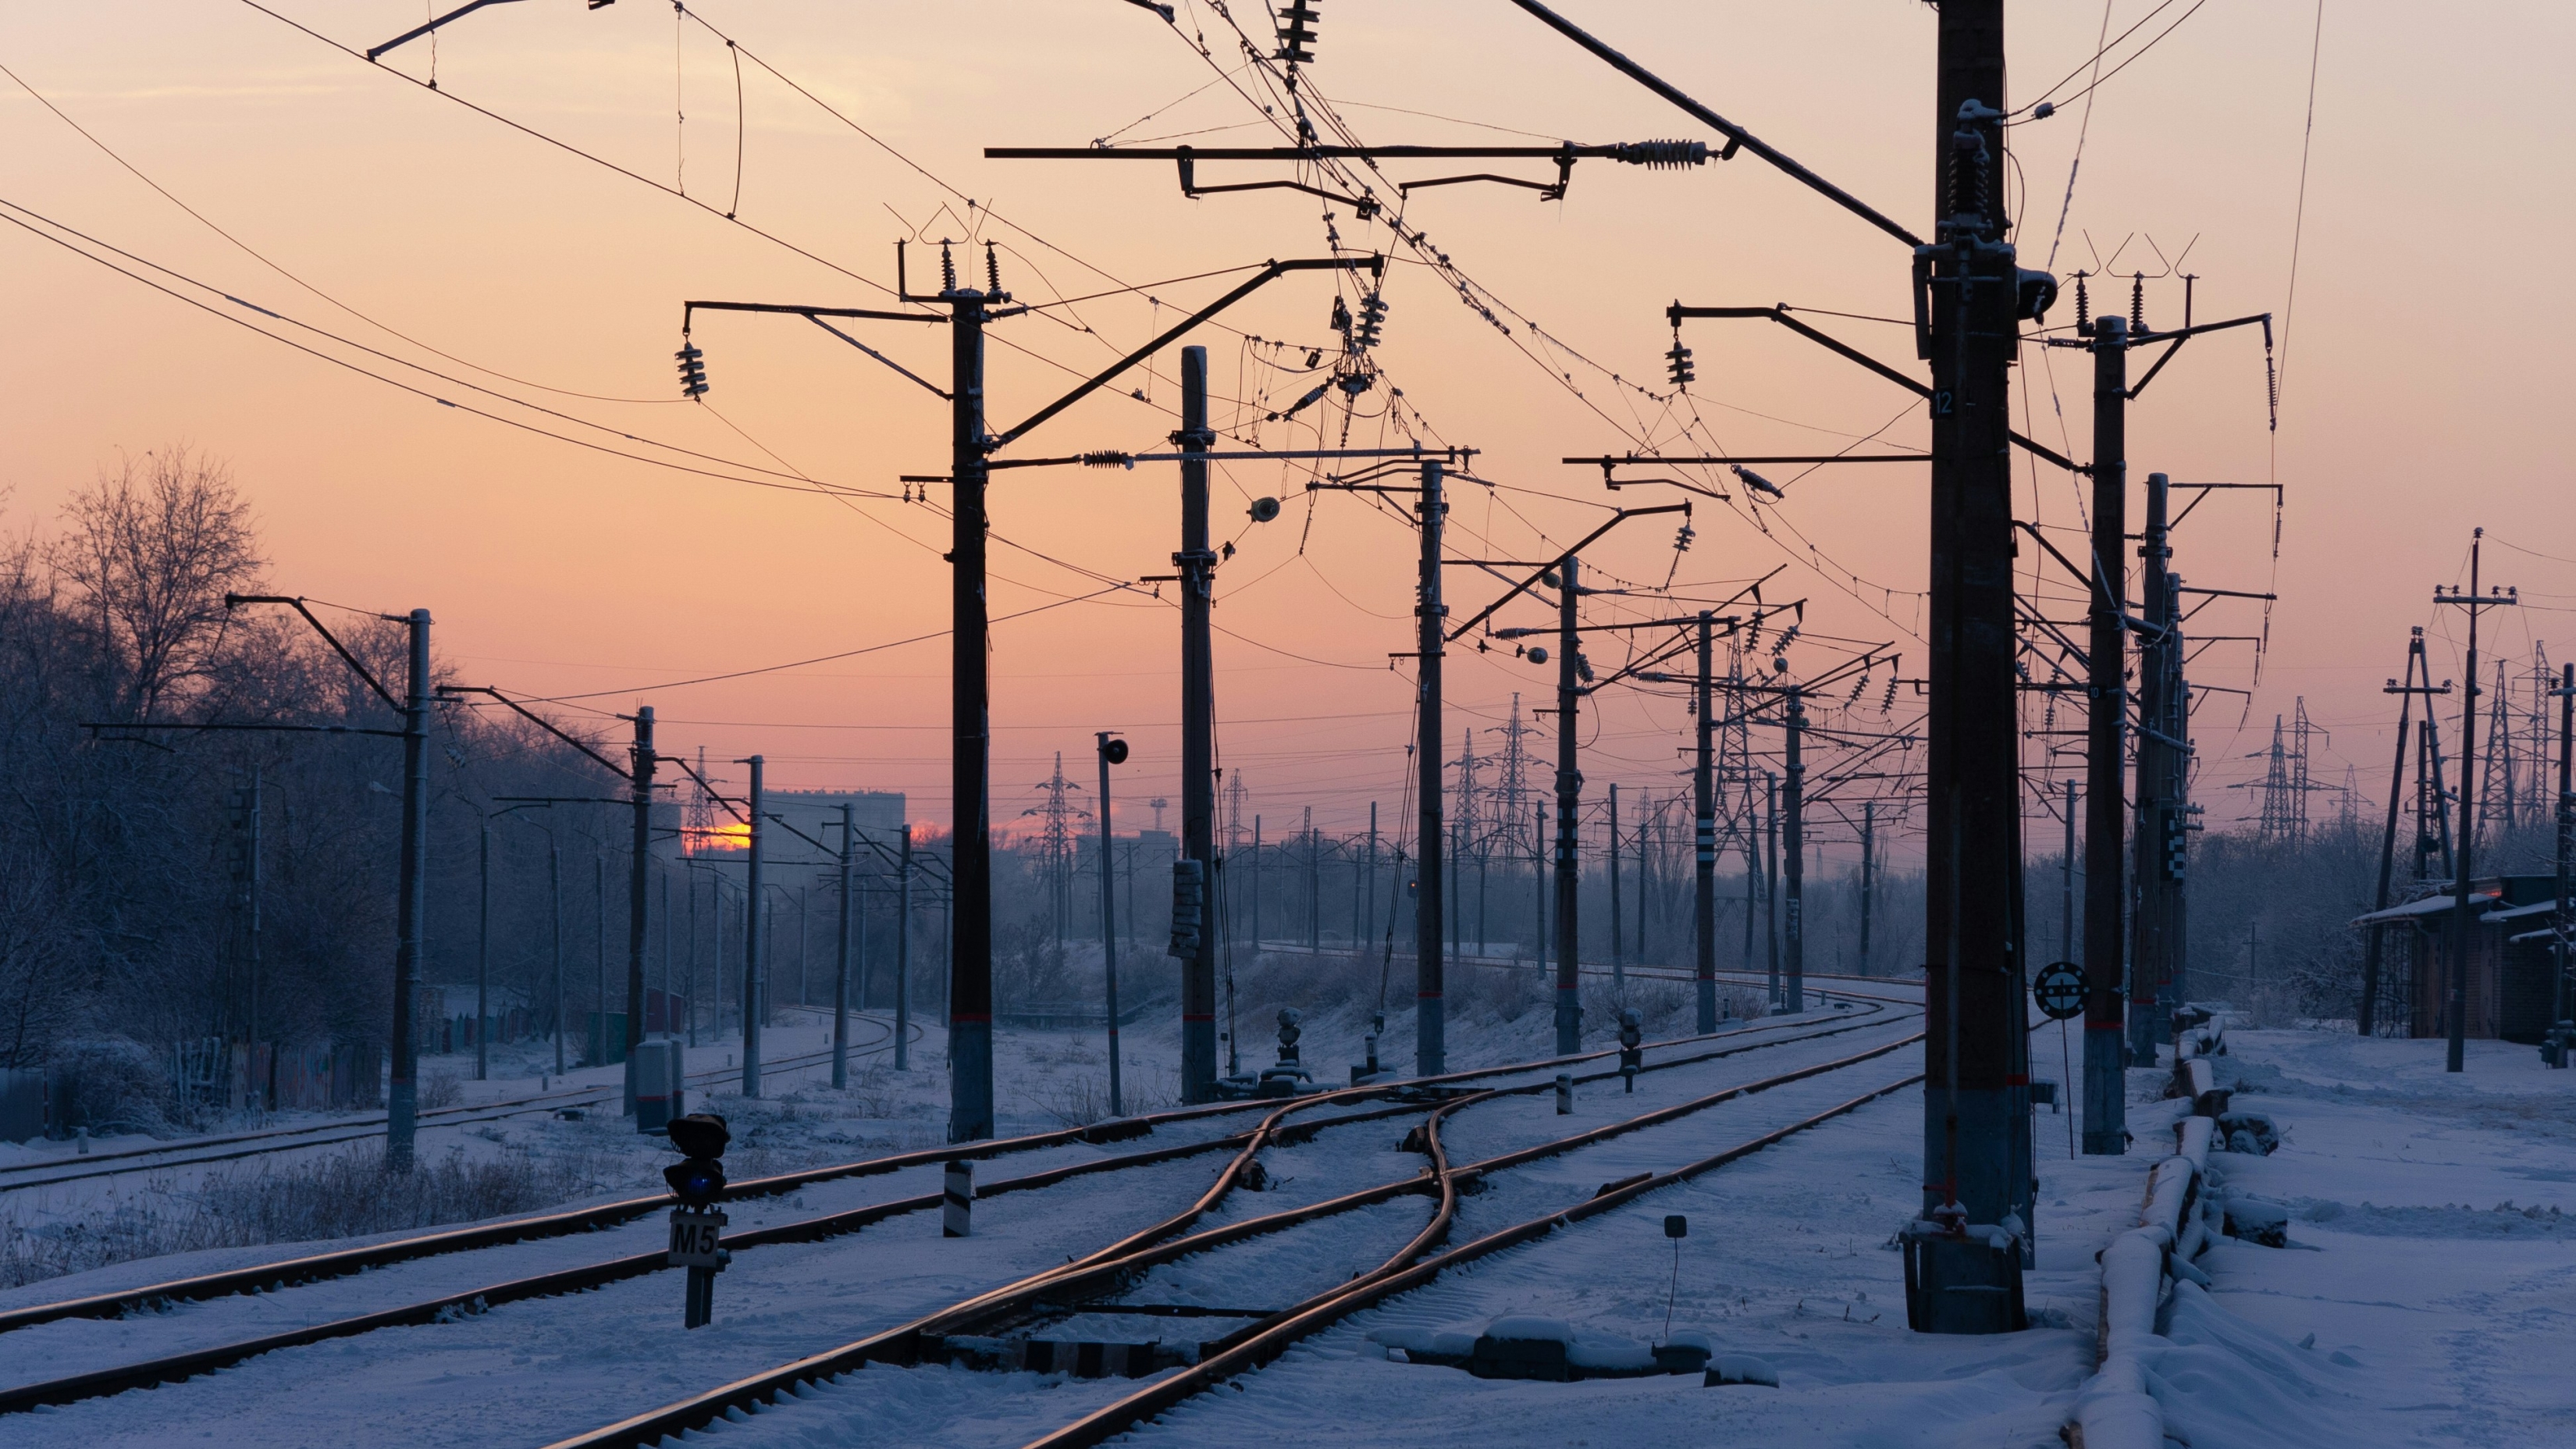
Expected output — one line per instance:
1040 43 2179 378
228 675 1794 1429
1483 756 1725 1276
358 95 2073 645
663 1112 731 1328
663 1113 729 1205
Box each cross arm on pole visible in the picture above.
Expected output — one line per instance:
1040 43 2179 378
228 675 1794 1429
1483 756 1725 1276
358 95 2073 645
1443 504 1691 643
681 300 949 400
226 594 400 710
657 753 749 826
437 685 628 779
2123 312 2270 400
1499 0 1922 247
366 0 535 62
1669 305 2083 473
991 256 1382 449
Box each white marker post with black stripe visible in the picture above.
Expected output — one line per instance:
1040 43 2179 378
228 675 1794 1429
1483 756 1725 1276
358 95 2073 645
942 1159 973 1237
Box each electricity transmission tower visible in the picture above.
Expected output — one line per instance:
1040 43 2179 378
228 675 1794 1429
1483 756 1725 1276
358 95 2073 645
1031 753 1082 960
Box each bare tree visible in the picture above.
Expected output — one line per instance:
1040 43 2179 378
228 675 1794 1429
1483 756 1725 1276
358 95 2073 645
52 447 263 722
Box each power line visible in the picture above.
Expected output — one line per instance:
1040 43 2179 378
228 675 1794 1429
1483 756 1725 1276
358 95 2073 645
0 196 888 503
0 59 683 408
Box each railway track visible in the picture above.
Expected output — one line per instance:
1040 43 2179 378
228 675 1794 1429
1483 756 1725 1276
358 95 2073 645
539 1024 1927 1449
0 1016 917 1196
0 1003 1913 1434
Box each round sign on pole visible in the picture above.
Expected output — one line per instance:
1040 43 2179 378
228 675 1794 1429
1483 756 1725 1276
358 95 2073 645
2033 963 2086 1021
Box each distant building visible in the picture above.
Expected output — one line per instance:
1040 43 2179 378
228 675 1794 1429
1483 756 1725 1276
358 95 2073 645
688 789 906 856
2353 874 2565 1042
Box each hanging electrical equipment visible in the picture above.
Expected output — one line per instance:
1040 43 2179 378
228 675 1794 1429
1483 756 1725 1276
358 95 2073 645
1354 290 1388 350
1274 0 1320 66
676 344 709 398
1666 337 1695 388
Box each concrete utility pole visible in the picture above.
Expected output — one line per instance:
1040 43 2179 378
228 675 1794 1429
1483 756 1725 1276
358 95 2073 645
624 707 656 1116
1096 731 1126 1116
833 802 854 1090
243 767 265 1101
1764 772 1780 1008
2083 312 2129 1155
2553 664 2573 1052
1609 783 1624 991
1918 0 2034 1327
2437 529 2516 1071
2062 780 2078 967
1689 608 1710 1026
388 609 431 1173
475 809 490 1083
550 835 564 1074
1365 801 1379 957
1415 457 1449 1075
595 855 607 1056
2133 473 2179 1057
1860 799 1877 977
1532 803 1546 969
1553 554 1584 1055
741 755 765 1098
895 825 913 1071
947 279 997 1142
1782 688 1806 1014
1307 807 1321 951
1178 347 1221 1103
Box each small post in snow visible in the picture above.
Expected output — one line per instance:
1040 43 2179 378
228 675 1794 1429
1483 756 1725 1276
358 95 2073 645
942 1159 973 1237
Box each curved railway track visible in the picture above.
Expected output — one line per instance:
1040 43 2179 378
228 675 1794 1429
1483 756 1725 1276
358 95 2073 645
0 1002 1913 1429
540 1025 1927 1449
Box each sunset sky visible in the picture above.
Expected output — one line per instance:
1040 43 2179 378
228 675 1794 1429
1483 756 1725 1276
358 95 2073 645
3 1 2567 867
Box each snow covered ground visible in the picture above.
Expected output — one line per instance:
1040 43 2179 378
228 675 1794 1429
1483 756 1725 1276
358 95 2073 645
4 973 2568 1448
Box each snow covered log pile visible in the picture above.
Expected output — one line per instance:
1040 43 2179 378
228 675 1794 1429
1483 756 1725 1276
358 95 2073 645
2076 1114 2216 1449
2165 1006 2229 1116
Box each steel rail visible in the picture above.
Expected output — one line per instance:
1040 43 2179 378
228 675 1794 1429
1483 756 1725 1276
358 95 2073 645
0 1017 910 1191
0 1092 1439 1415
1026 1068 1925 1449
537 1022 1922 1449
0 1006 1885 1337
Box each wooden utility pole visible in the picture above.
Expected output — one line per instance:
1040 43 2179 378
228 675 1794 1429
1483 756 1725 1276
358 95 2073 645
2436 530 2516 1071
2363 630 2443 1036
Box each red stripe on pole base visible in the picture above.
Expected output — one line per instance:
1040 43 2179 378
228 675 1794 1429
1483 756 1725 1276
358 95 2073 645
949 1013 993 1024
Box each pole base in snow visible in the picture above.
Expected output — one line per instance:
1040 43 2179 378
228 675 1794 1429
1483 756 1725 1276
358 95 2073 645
1899 1220 2026 1334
